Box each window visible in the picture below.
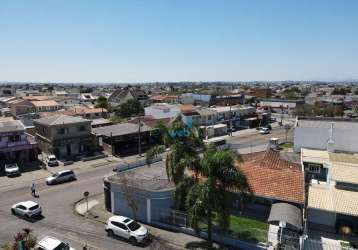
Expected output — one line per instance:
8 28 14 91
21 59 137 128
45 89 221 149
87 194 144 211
111 221 127 230
307 163 321 174
9 135 20 142
127 221 141 231
58 128 69 135
29 205 39 211
16 205 26 210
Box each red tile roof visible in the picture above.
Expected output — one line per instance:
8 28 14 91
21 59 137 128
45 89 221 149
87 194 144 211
237 150 304 204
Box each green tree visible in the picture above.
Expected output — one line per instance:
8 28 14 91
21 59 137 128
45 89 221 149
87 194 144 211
116 99 144 118
1 228 37 250
95 96 109 110
186 145 248 248
331 87 346 95
146 116 203 185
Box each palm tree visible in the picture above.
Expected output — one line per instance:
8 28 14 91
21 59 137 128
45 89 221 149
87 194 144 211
146 116 203 185
186 145 248 248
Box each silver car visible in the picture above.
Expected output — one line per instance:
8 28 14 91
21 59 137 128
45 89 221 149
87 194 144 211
46 170 76 185
5 163 20 177
11 200 42 218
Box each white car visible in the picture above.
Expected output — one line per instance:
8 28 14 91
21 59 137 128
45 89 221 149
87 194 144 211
5 163 20 176
105 215 149 244
46 170 76 185
259 127 270 134
35 236 75 250
46 155 59 167
11 201 42 218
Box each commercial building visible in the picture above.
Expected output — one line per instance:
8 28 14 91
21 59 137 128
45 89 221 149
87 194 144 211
93 122 153 156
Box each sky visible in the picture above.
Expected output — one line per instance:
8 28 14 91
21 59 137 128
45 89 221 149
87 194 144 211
1 0 358 83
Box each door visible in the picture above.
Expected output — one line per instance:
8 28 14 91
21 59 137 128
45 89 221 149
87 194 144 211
66 144 71 156
16 205 26 216
57 173 66 183
112 222 129 238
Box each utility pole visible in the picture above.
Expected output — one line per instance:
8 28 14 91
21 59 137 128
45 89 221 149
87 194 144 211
138 116 142 157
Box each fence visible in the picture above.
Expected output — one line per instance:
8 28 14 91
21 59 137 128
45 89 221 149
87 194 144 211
113 156 162 172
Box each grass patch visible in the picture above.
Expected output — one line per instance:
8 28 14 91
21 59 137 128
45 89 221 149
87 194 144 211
199 214 268 243
280 142 293 151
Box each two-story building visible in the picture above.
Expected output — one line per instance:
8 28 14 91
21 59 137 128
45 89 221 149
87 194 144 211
0 120 37 164
303 148 358 233
34 115 95 160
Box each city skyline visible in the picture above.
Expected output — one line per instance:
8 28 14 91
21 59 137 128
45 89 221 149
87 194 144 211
1 0 358 82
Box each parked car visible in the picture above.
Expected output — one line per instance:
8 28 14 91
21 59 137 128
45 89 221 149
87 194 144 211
35 236 75 250
46 154 59 167
105 215 149 244
259 127 270 134
11 200 42 218
5 163 20 176
46 170 76 185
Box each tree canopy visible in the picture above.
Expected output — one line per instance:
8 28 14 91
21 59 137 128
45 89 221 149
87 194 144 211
115 99 144 118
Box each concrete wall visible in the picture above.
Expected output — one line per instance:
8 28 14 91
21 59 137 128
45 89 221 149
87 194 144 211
111 184 174 224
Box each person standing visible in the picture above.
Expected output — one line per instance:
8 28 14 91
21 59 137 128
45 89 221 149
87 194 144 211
31 182 36 197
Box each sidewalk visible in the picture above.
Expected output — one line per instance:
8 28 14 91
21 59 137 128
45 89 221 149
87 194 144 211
75 194 205 250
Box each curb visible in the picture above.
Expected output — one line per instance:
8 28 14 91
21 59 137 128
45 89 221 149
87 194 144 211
73 196 185 250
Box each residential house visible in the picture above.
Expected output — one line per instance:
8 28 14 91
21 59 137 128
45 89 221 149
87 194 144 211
108 87 150 107
31 100 61 113
90 118 113 128
9 99 35 117
39 107 109 120
145 103 181 119
150 95 180 104
294 117 358 153
236 150 305 213
34 115 95 160
0 120 38 164
303 149 358 233
0 96 17 108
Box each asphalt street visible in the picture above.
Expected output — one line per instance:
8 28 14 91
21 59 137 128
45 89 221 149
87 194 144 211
227 125 292 151
0 164 147 250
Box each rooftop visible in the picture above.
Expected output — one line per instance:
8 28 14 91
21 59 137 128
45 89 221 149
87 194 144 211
31 100 59 107
237 150 304 204
107 161 174 191
308 184 358 217
34 115 90 126
0 120 25 133
92 122 152 137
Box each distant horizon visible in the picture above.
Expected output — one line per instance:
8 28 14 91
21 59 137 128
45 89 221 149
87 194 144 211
1 1 358 82
1 79 358 85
